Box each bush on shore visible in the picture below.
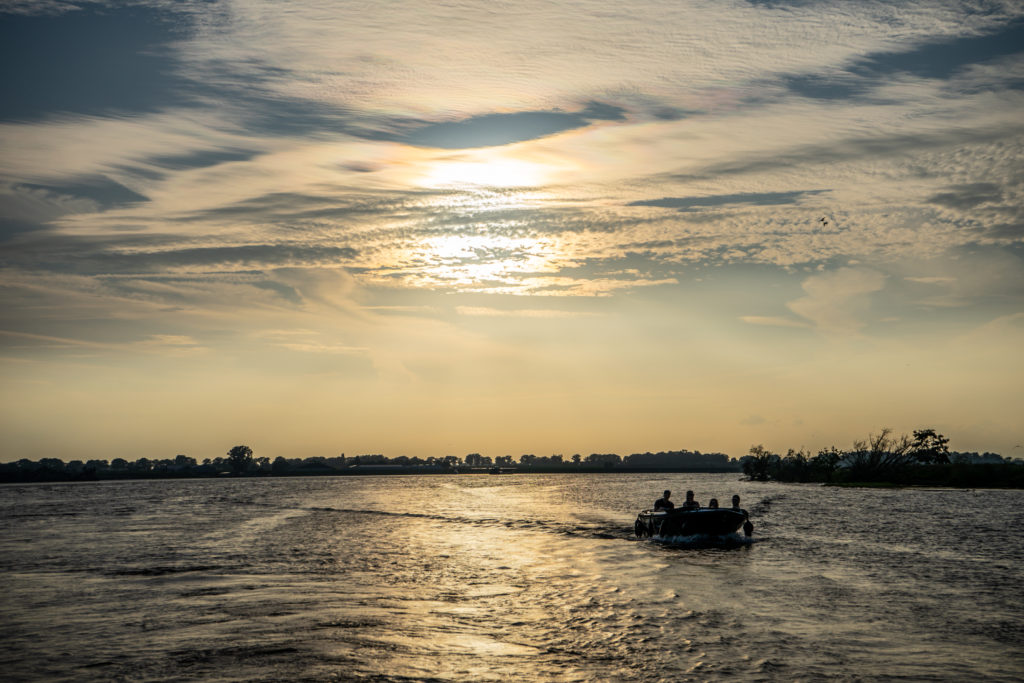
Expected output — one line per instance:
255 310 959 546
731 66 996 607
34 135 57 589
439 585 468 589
741 428 1023 488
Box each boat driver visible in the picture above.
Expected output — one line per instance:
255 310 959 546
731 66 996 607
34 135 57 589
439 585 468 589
654 490 674 511
680 490 700 510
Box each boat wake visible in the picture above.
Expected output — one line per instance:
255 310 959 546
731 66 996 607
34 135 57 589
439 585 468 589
648 532 757 548
304 506 635 541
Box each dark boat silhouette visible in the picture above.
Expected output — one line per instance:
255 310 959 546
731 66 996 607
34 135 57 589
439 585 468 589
634 507 750 538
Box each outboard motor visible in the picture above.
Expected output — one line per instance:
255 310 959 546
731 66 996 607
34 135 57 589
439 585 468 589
634 516 648 538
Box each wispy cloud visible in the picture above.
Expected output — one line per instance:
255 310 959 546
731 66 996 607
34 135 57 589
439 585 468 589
455 306 599 318
787 267 887 334
739 315 811 329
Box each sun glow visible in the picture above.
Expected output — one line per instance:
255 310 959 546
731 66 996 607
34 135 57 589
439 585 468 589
402 233 560 291
376 147 579 292
418 150 555 189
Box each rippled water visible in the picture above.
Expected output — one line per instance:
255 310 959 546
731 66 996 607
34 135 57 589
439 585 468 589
2 473 1022 681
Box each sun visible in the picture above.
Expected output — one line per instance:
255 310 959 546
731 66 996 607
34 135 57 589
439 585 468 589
418 150 552 189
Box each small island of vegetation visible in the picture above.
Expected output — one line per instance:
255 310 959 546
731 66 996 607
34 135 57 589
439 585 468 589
740 428 1024 488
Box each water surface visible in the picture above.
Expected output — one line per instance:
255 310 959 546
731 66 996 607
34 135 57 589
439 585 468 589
2 474 1021 681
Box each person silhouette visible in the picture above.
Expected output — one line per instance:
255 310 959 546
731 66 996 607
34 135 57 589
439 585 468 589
681 490 700 510
654 490 674 511
732 494 749 519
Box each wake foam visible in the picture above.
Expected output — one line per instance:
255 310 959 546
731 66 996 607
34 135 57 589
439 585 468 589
649 532 756 548
304 506 633 541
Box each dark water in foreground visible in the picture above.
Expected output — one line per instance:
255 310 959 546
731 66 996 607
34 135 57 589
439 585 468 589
1 473 1022 681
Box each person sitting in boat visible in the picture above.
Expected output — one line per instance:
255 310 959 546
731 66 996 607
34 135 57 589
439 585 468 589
731 494 749 519
654 490 674 511
680 490 700 510
708 498 719 509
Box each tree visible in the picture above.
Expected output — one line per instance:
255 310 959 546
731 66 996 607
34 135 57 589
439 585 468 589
844 428 913 480
174 454 196 469
909 428 950 465
812 447 842 482
227 445 254 474
585 453 621 467
777 448 811 481
742 445 779 481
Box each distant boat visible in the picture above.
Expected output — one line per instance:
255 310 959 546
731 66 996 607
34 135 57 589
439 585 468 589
634 507 751 538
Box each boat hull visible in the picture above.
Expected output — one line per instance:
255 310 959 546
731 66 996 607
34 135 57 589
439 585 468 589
635 508 746 537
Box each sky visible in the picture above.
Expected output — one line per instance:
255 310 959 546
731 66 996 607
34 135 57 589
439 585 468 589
1 0 1022 463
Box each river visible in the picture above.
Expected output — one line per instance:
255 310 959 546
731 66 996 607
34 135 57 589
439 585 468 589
1 473 1021 681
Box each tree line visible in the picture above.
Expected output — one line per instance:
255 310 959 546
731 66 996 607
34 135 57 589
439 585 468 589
740 428 1024 487
5 432 1018 486
0 447 740 482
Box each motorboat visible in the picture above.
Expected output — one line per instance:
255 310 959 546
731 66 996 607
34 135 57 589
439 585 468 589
634 507 752 538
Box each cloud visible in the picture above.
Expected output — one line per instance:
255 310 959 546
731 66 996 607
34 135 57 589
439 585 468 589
455 306 598 318
781 19 1024 102
904 276 955 285
985 222 1024 240
787 267 886 334
3 236 359 275
739 315 810 328
271 341 367 354
269 267 360 311
0 6 1021 307
926 183 1004 210
0 110 265 183
18 176 148 210
0 329 119 351
0 329 207 356
672 125 1023 181
851 20 1024 82
135 334 208 355
893 246 1024 309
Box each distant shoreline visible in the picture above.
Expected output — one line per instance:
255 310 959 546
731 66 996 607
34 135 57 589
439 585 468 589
6 465 1023 488
0 466 743 484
